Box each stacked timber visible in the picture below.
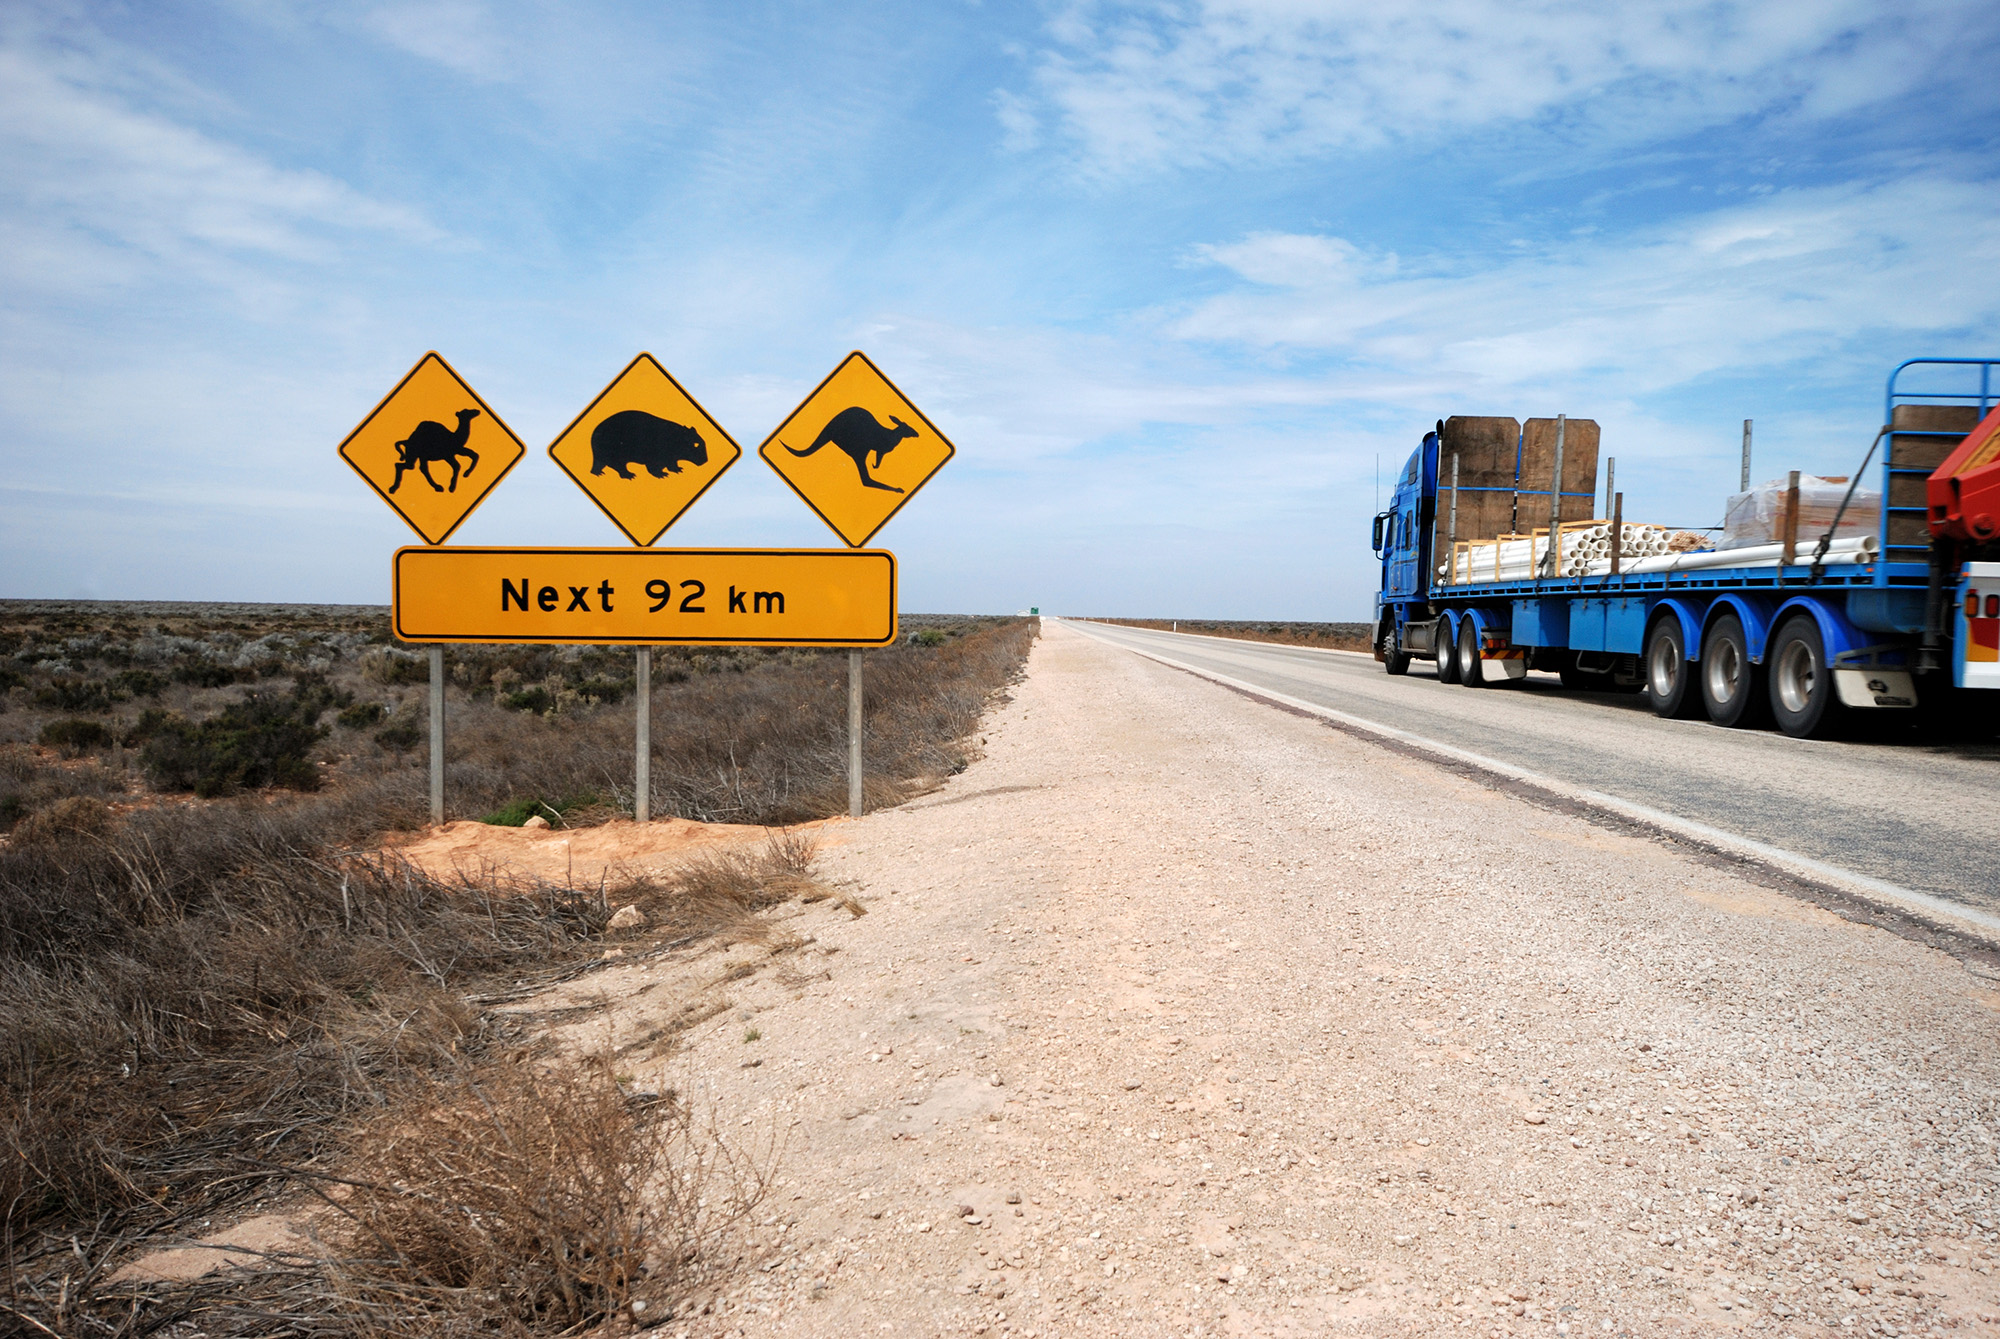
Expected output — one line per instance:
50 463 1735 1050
1515 417 1601 529
1438 416 1525 544
1434 415 1602 543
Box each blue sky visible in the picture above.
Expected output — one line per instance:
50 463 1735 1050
4 0 1999 617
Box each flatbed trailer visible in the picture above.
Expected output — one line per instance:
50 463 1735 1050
1369 358 2000 739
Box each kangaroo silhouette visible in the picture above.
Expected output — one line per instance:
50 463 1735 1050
391 408 480 494
782 406 915 493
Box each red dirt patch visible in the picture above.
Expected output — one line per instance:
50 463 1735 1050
387 816 845 886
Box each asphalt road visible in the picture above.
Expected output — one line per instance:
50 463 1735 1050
1067 619 2000 914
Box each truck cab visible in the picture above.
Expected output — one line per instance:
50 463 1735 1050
1370 431 1442 671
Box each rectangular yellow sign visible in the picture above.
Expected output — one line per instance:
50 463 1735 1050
392 548 896 646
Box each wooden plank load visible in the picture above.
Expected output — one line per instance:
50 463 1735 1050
1516 417 1601 529
1434 415 1601 545
1437 416 1521 547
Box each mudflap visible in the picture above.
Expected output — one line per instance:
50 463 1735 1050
1481 649 1528 683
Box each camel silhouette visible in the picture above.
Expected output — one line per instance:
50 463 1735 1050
782 405 914 492
390 408 481 494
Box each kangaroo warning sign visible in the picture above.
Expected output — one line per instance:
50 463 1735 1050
547 353 742 546
392 547 896 646
757 350 955 547
337 351 526 545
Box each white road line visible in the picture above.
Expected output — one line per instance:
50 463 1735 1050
1066 619 2000 943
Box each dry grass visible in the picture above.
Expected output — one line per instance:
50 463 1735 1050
608 830 824 947
0 605 1036 833
0 811 812 1336
0 603 1034 1334
443 617 1038 825
319 1060 770 1337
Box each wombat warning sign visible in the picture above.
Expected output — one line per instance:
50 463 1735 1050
547 353 742 546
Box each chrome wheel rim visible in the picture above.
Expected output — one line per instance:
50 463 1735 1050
1647 634 1680 698
1775 638 1817 714
1705 638 1743 706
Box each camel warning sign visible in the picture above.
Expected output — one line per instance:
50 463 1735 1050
337 351 526 545
757 350 955 547
547 353 742 546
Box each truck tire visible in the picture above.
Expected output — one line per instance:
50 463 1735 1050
1435 620 1460 684
1456 619 1487 687
1641 616 1701 719
1700 612 1768 728
1767 615 1846 739
1379 622 1411 676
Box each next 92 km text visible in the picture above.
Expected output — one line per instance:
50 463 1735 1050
393 547 897 647
497 577 784 615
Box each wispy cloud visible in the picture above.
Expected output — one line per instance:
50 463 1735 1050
0 19 437 305
1018 0 2000 175
1173 175 2000 398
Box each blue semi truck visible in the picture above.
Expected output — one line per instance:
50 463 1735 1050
1370 358 2000 739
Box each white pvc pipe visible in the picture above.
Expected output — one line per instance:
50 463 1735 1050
1613 535 1874 575
1590 549 1873 577
1440 534 1876 581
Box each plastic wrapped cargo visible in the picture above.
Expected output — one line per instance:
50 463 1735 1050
1717 475 1879 550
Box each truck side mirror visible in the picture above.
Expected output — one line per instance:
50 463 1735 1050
1372 512 1388 553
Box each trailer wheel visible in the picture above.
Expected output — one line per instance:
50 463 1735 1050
1456 619 1487 687
1641 616 1700 718
1767 615 1846 739
1700 612 1768 728
1435 621 1461 684
1379 622 1411 676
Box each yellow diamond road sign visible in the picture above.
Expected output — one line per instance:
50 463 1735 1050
758 350 955 547
337 351 525 545
548 353 741 546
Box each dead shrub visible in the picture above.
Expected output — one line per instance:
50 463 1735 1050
609 832 826 948
322 1059 768 1336
7 793 114 848
0 741 125 832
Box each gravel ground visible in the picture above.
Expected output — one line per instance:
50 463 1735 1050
592 620 2000 1338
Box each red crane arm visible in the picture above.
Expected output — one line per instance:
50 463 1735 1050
1928 404 2000 541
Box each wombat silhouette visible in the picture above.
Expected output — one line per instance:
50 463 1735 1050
782 406 915 493
590 410 708 480
391 408 480 494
